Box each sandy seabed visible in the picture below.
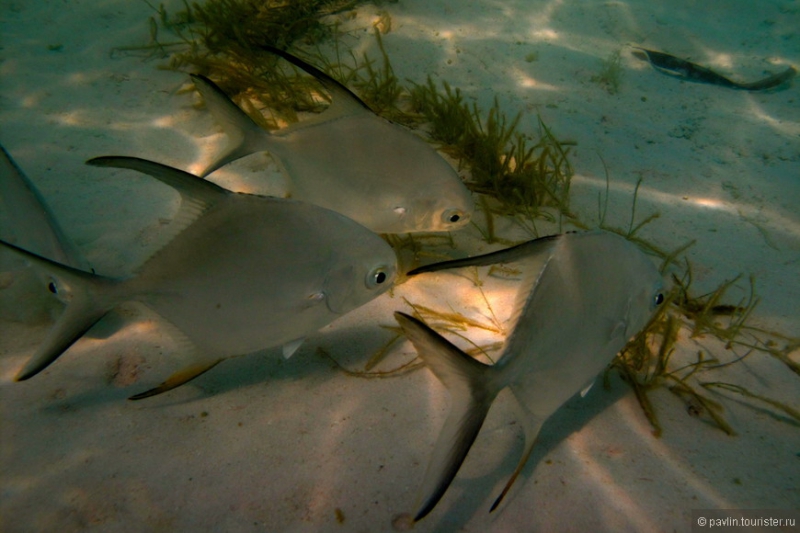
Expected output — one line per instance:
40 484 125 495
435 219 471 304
1 1 798 531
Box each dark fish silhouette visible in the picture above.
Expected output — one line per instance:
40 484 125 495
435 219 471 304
635 48 796 91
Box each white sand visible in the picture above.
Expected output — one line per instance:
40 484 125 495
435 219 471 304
1 1 798 531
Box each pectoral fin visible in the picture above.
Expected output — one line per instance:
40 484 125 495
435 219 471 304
282 338 305 359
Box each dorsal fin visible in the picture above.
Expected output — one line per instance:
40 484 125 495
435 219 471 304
87 156 225 218
86 157 228 270
407 234 562 276
260 44 372 118
87 156 227 205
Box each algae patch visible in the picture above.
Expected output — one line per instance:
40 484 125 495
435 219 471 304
591 49 624 95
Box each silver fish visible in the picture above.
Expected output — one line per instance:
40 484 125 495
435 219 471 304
1 156 396 399
192 46 474 234
396 230 665 519
634 47 797 91
0 144 91 323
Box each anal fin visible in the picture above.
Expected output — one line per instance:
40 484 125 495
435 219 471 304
490 390 545 512
129 359 222 400
490 435 538 512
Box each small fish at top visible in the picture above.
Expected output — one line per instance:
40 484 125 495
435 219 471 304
395 230 665 520
191 45 474 234
634 47 796 91
1 156 396 399
0 143 92 322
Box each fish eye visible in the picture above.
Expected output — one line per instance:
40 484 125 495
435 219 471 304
442 209 465 225
366 266 392 289
654 292 665 306
47 281 58 294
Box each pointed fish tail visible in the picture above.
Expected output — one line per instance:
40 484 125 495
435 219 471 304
190 74 271 177
17 296 109 381
1 239 122 380
394 312 501 521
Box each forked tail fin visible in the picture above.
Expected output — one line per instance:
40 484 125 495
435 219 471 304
191 74 271 177
394 312 500 521
1 239 121 380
